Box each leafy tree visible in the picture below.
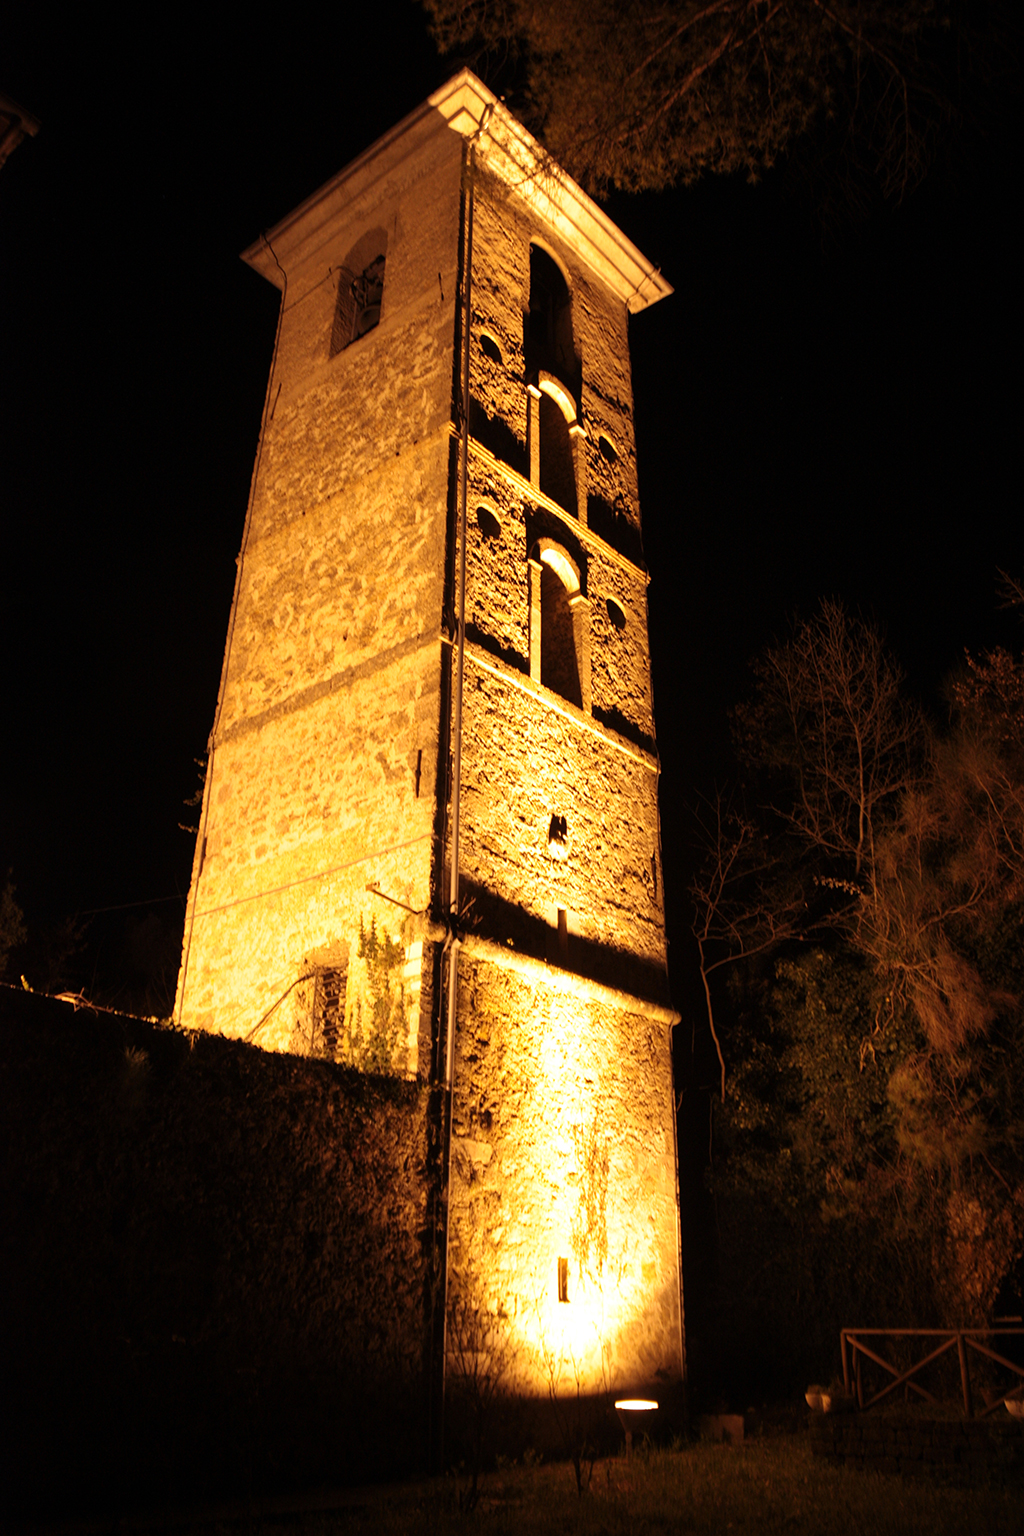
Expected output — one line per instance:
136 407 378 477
423 0 969 197
706 602 1019 1066
694 600 925 1088
732 600 923 885
942 646 1024 902
708 949 934 1386
0 874 27 980
695 597 1024 1342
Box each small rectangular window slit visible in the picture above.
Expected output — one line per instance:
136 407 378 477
415 749 422 798
557 1256 569 1303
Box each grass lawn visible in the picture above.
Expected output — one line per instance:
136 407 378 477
127 1435 1018 1535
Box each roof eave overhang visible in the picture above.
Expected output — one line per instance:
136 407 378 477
430 72 672 314
242 70 671 315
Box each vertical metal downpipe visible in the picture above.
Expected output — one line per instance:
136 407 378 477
448 142 474 1099
438 120 484 1468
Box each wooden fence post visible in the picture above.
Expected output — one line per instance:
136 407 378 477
957 1332 973 1418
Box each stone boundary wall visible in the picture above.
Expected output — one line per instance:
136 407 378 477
0 986 434 1522
808 1412 1024 1484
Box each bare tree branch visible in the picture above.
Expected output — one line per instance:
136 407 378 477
690 792 804 1099
423 0 961 197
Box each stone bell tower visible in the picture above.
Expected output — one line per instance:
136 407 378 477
176 72 683 1404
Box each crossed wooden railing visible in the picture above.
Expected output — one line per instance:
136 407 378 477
841 1328 1024 1417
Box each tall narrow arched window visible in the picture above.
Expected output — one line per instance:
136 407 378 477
330 227 388 356
525 244 585 520
528 373 585 520
526 244 575 387
528 543 591 713
541 561 582 707
539 389 576 513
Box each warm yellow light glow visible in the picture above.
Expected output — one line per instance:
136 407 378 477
538 543 580 596
615 1398 658 1411
466 983 669 1399
179 71 685 1435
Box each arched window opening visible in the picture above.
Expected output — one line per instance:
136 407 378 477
529 542 590 712
539 390 577 513
526 244 575 385
476 504 501 540
330 229 388 356
541 561 582 708
351 255 385 338
606 597 627 631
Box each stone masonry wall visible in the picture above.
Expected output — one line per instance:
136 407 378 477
458 658 665 983
1 989 433 1517
178 123 464 1052
463 445 655 743
442 151 681 1403
447 950 682 1397
219 438 451 728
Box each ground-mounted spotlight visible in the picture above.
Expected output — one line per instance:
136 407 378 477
614 1397 658 1458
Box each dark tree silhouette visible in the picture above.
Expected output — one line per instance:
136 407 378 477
423 0 986 197
694 597 1024 1332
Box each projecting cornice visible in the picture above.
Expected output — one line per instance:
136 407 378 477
242 70 671 316
430 72 671 314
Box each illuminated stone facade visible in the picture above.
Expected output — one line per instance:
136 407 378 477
176 73 683 1403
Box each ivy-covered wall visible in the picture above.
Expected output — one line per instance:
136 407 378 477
0 988 433 1520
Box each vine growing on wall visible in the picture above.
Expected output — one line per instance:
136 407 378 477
570 1109 609 1286
349 916 406 1076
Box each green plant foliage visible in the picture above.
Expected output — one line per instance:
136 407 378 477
350 915 406 1075
706 949 935 1389
695 599 1024 1383
0 873 27 979
721 950 908 1214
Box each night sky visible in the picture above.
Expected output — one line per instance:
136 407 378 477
1 8 1017 1019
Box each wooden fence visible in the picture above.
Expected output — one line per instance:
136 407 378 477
841 1328 1024 1417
